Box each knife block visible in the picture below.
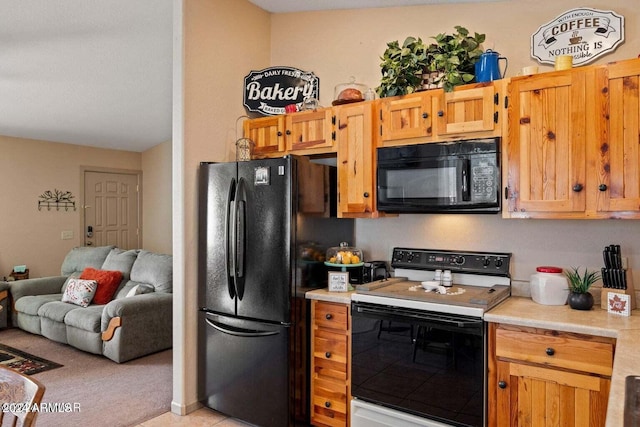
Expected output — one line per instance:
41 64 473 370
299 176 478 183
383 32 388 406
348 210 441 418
601 269 636 311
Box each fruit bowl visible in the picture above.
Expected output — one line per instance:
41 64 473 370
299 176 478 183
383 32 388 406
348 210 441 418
326 242 363 266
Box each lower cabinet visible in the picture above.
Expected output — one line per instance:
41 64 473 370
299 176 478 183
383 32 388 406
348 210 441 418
489 323 615 427
310 300 351 427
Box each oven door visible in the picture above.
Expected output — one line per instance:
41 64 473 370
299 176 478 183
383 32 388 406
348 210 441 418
351 301 486 427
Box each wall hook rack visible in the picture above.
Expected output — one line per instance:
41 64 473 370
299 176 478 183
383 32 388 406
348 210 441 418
38 189 76 211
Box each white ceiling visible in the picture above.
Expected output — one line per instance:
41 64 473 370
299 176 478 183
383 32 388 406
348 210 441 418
0 0 489 153
0 0 173 152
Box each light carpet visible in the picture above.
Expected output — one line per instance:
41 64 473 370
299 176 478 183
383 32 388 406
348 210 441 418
0 328 172 427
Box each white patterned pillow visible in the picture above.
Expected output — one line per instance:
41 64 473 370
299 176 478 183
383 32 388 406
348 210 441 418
62 278 98 307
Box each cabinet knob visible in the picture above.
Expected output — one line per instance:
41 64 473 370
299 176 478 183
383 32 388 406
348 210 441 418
325 351 332 359
572 184 583 192
422 112 429 119
546 347 555 356
325 313 333 320
498 381 507 389
437 110 444 117
599 184 608 191
325 401 332 408
277 131 283 137
363 192 370 198
285 130 291 136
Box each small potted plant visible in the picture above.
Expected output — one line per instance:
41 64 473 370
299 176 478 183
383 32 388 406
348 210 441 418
377 36 429 97
565 267 601 310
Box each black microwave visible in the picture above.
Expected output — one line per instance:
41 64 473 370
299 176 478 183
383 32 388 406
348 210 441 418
376 138 501 213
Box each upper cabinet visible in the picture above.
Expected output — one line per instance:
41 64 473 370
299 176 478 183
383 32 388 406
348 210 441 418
243 115 285 157
504 70 587 217
589 59 640 216
377 90 438 145
335 101 382 218
503 57 640 219
285 108 336 154
245 107 336 158
436 82 504 137
376 81 505 147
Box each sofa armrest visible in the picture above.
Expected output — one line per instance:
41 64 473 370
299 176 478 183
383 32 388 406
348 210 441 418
9 276 67 301
101 293 173 363
101 293 172 336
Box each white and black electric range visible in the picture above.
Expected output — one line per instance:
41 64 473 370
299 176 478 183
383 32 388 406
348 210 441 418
350 248 512 427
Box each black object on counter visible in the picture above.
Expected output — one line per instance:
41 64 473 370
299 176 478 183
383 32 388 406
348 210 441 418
602 244 627 289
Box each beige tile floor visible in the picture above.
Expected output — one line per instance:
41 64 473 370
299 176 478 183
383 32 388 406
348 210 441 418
138 407 253 427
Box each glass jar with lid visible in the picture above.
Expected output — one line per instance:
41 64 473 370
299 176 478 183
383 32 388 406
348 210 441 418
325 242 363 266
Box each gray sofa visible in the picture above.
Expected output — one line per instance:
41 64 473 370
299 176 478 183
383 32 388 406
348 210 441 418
6 245 172 363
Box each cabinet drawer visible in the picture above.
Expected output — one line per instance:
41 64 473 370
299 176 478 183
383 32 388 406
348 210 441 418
314 355 347 381
313 379 347 425
495 328 614 376
312 404 348 427
315 301 349 331
314 329 348 365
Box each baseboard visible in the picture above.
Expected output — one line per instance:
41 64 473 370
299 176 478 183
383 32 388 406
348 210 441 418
171 400 202 416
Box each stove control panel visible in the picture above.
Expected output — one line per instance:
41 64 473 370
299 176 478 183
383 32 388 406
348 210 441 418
391 248 511 277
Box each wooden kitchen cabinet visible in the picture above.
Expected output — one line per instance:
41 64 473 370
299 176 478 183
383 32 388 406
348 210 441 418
285 107 336 154
377 89 439 146
489 323 614 427
503 68 588 217
504 57 640 219
436 81 504 138
310 300 351 427
588 58 640 216
243 115 286 157
335 101 384 218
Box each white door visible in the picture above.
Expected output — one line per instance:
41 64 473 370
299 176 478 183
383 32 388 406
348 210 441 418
84 171 141 249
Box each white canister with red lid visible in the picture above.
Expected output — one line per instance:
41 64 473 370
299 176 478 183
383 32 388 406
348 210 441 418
530 266 569 305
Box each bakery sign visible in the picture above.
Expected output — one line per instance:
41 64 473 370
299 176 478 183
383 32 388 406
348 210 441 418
531 8 624 66
243 66 320 116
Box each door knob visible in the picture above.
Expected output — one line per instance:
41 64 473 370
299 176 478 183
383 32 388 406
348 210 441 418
498 381 507 389
325 352 331 359
546 347 555 356
572 184 584 192
325 313 333 320
599 184 608 191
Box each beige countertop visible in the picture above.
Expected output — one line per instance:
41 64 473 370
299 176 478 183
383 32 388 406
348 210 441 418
485 296 640 427
305 287 354 305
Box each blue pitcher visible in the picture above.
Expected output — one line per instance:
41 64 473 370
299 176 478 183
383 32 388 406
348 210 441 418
475 50 508 82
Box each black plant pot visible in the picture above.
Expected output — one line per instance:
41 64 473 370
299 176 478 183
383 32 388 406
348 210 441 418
568 291 594 310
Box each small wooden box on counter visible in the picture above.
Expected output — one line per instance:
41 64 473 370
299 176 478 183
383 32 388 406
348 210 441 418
601 268 636 312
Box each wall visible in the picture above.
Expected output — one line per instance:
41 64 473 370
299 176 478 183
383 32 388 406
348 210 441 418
142 140 173 254
175 0 271 412
268 0 640 283
0 136 141 278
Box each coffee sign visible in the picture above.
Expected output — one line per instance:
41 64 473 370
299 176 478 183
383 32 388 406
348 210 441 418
244 66 320 116
531 8 624 66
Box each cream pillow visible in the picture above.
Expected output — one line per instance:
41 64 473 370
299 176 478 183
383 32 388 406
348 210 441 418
62 278 98 307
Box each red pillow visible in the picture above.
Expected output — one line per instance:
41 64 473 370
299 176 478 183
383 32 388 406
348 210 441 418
79 268 123 305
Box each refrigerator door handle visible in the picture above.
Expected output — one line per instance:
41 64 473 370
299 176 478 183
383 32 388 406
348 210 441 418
225 178 237 299
205 317 280 338
234 178 247 299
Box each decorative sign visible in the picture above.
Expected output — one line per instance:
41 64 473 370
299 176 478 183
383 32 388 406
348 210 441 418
607 292 631 316
531 8 624 66
328 271 349 292
243 66 320 116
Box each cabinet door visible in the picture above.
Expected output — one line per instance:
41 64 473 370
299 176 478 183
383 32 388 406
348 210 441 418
591 60 640 213
336 102 375 217
496 360 610 427
505 71 587 216
285 108 335 152
378 91 438 144
437 84 498 135
243 115 285 156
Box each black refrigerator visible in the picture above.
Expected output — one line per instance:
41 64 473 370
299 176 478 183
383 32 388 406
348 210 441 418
198 156 353 427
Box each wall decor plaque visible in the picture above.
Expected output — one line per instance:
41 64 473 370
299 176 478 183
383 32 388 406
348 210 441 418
243 66 320 116
531 8 624 66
